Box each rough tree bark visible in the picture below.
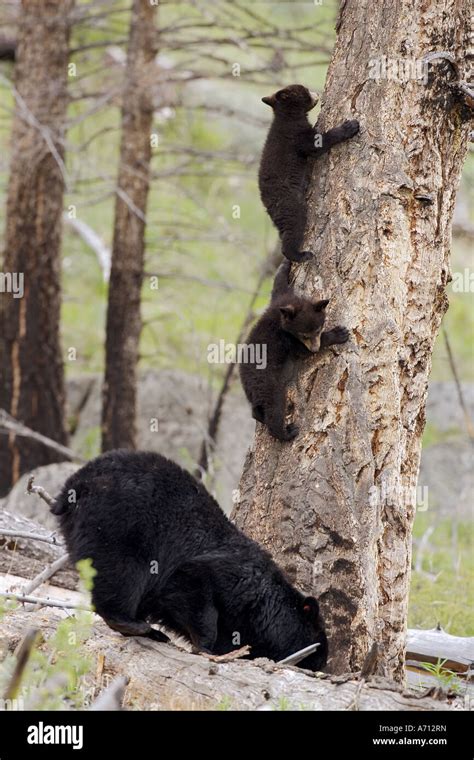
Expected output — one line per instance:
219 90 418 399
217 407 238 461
101 0 158 451
0 0 74 496
233 0 472 682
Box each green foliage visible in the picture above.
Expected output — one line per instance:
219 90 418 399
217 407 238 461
0 560 97 710
216 695 233 711
75 425 101 460
409 516 473 635
421 422 462 448
418 659 462 694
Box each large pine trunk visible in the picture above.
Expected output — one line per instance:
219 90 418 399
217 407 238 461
101 0 158 451
233 0 471 681
0 0 73 496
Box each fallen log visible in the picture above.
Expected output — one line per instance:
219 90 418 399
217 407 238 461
406 627 474 676
0 583 466 711
0 510 469 710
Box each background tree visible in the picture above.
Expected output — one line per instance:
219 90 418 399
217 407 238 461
232 0 472 681
0 0 74 495
101 0 158 451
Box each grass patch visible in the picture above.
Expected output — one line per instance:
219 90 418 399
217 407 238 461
409 515 473 636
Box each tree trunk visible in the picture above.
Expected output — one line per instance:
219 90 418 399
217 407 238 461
0 0 73 496
233 0 471 682
101 0 158 451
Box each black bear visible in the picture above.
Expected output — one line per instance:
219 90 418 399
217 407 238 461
52 449 327 671
259 84 359 262
240 260 350 441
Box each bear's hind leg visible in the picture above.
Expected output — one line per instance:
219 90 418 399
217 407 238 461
252 404 265 423
280 199 312 263
103 615 170 643
93 564 169 642
265 396 299 441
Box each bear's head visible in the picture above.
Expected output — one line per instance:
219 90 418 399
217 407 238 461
262 84 319 115
287 595 328 671
299 596 328 670
279 297 329 352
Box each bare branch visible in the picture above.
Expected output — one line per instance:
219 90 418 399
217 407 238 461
3 628 39 701
22 554 69 596
64 214 111 281
26 475 57 509
0 590 91 612
0 528 63 546
0 409 85 463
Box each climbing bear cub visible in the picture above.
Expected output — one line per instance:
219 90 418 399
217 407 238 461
52 449 327 671
240 260 350 441
259 84 359 262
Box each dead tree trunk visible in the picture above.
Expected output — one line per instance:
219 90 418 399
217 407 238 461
0 0 74 496
233 0 472 682
101 0 158 451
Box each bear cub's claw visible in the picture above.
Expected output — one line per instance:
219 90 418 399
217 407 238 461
341 119 360 138
283 423 300 440
331 326 351 344
291 250 314 263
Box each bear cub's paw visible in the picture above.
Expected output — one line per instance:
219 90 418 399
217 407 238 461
283 422 300 441
286 249 314 263
296 250 314 262
341 119 360 139
330 325 351 344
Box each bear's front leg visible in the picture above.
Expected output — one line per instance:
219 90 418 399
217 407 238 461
299 120 359 157
161 560 219 653
321 326 350 347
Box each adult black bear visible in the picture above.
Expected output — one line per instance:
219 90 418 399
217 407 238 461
52 450 327 671
259 84 359 262
240 260 350 441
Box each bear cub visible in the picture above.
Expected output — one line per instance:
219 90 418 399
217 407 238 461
240 260 350 441
52 449 328 671
259 83 359 262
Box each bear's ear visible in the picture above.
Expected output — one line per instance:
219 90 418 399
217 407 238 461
313 299 329 312
279 304 297 320
276 88 290 101
303 596 320 618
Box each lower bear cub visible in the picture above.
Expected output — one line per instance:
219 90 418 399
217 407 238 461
52 449 328 671
240 261 350 441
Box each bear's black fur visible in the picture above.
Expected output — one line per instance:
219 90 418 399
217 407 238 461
52 450 327 671
240 260 350 441
259 84 359 262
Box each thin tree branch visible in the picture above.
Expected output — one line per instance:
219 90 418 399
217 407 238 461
0 591 90 612
0 529 63 547
442 327 474 442
0 409 85 463
22 554 69 596
3 628 39 701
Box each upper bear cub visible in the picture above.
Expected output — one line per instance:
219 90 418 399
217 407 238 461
240 260 350 441
52 450 328 671
259 84 359 262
